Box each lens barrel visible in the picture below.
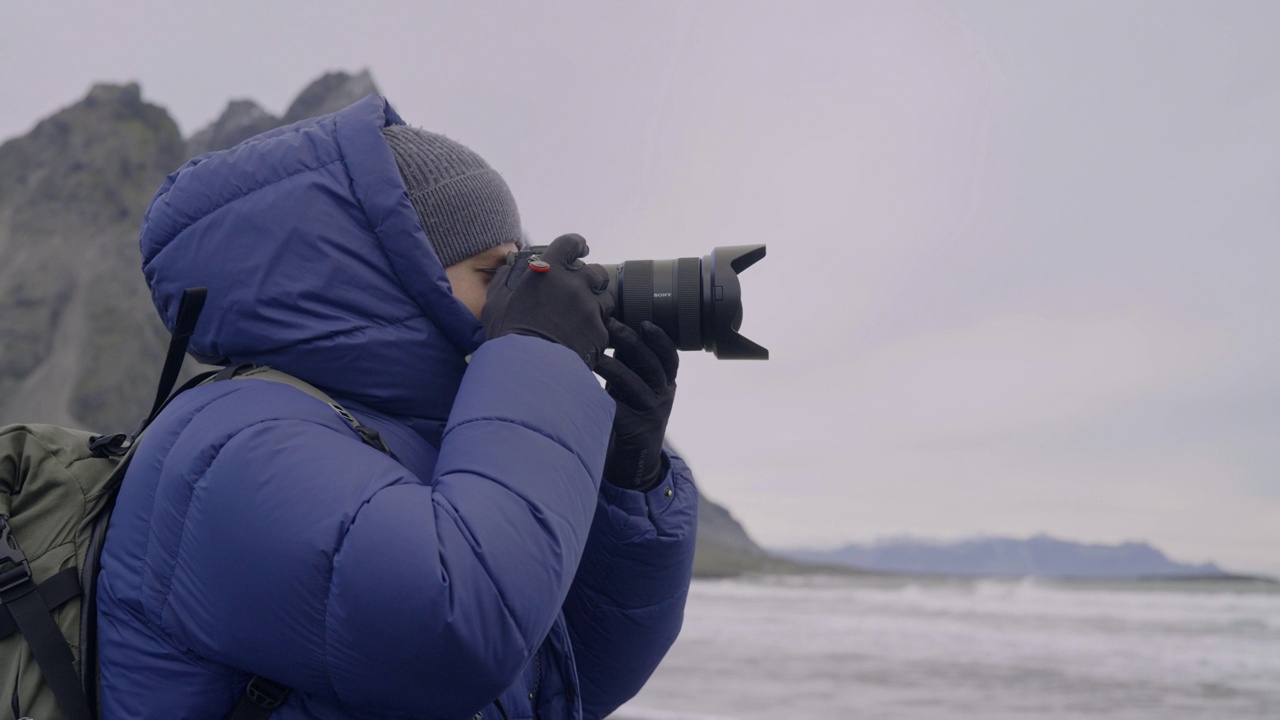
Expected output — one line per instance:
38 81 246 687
602 245 767 360
613 258 702 351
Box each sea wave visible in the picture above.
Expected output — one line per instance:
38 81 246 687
616 574 1280 719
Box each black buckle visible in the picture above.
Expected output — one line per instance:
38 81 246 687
0 516 33 596
245 676 288 710
356 426 391 455
215 362 259 382
89 433 130 458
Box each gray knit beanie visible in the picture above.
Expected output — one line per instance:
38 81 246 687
382 125 523 267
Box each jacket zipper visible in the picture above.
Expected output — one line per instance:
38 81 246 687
531 648 543 719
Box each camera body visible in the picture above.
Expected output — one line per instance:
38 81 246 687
510 244 767 360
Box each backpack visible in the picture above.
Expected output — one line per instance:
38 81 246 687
1 288 390 720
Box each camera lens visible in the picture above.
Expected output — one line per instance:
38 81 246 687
602 245 767 360
612 258 703 351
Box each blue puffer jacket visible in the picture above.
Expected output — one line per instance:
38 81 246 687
96 95 698 720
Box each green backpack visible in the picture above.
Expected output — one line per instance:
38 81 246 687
1 288 389 720
0 287 207 720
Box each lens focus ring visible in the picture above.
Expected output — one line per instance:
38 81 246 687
621 260 654 326
676 257 701 350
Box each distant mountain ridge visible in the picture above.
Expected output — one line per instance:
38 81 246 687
780 534 1229 579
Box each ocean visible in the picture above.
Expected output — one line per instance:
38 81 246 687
613 574 1280 719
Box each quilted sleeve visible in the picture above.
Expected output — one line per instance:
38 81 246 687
152 335 613 718
562 450 699 719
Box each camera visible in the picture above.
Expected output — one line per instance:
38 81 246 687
512 244 768 360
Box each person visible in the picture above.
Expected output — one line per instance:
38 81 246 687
96 95 698 720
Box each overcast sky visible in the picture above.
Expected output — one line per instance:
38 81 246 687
3 1 1278 575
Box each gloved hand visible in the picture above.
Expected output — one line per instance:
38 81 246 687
595 318 679 491
482 233 614 369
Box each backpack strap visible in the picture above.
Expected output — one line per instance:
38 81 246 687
0 568 80 641
144 287 207 429
1 519 93 720
228 365 392 454
211 363 393 718
85 343 389 720
77 287 213 715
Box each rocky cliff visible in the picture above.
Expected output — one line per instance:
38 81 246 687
692 492 810 577
0 82 183 429
0 71 781 577
0 72 381 430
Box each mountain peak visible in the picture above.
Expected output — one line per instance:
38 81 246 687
185 98 278 158
282 70 378 125
84 82 143 107
187 70 381 156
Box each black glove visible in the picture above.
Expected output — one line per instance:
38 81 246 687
482 233 614 369
595 318 679 491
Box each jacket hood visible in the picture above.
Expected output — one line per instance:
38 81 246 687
140 95 485 442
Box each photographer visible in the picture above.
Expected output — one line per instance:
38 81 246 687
96 95 697 719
